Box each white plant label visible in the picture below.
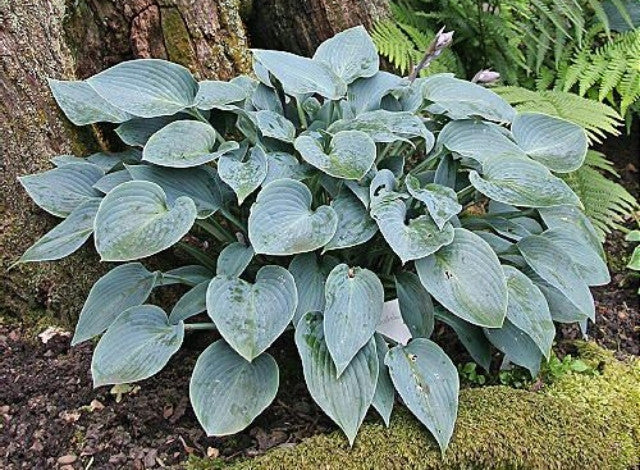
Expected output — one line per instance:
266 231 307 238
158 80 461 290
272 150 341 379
376 298 412 345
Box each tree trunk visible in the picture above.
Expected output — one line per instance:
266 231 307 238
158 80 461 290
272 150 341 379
247 0 388 55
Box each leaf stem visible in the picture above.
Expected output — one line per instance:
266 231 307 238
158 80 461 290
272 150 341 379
197 219 234 242
220 208 247 232
296 98 308 129
184 323 217 331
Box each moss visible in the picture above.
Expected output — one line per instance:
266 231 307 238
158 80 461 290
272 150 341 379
191 342 640 470
160 7 197 69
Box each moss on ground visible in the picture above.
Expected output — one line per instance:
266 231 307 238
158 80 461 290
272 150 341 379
190 342 639 470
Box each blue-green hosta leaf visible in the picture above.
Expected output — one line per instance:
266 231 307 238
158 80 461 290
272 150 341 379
248 179 338 255
406 175 461 230
194 80 248 110
483 319 543 377
93 170 133 193
461 215 534 242
115 115 187 147
127 164 222 218
19 163 103 217
295 311 378 445
160 265 214 287
253 110 296 142
250 83 283 114
73 263 159 345
289 253 337 326
347 71 407 115
469 155 581 208
324 264 384 376
87 59 197 117
168 280 209 324
143 120 238 168
48 79 131 125
512 112 587 173
385 338 459 452
372 333 394 426
434 307 492 371
87 148 141 172
525 268 592 323
517 235 595 320
324 191 377 252
50 155 85 167
475 231 514 254
437 120 525 164
206 265 297 361
501 266 554 358
94 181 197 261
18 199 100 263
263 152 310 185
190 340 278 436
415 228 507 328
369 168 397 203
294 130 376 180
395 272 435 339
216 242 254 277
252 49 346 99
423 74 515 123
434 154 458 188
313 26 379 84
370 192 455 264
92 305 183 387
538 205 604 257
358 110 433 148
218 146 268 205
541 229 609 286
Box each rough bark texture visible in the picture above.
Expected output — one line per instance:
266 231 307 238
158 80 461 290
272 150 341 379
0 0 251 324
248 0 389 55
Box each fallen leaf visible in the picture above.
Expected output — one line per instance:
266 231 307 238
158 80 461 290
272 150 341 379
38 326 70 344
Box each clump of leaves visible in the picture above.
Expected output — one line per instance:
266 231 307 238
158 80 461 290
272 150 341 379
17 27 609 452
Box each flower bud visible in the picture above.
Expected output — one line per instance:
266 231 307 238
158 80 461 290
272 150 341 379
472 69 501 84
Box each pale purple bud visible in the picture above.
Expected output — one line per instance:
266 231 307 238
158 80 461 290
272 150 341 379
435 30 454 50
472 69 501 84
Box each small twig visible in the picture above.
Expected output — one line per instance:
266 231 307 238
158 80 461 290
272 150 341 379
408 27 454 82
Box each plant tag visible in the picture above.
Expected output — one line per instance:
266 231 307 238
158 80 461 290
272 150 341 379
376 299 412 345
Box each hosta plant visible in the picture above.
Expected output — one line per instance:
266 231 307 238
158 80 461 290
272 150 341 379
17 26 609 451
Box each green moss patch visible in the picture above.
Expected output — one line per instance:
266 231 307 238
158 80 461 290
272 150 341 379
194 342 639 470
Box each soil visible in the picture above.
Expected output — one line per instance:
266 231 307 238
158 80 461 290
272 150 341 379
1 131 638 469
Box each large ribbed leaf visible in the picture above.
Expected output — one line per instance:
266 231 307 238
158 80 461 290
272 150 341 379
502 266 554 358
115 115 187 147
168 280 209 324
190 340 278 436
216 242 254 277
512 113 587 173
415 228 507 328
161 265 214 287
406 175 461 230
423 74 515 123
371 333 394 426
324 264 384 376
324 190 377 251
49 79 131 125
206 265 297 361
87 149 141 172
252 49 346 99
94 181 197 261
218 146 268 205
295 130 376 180
91 305 183 387
194 80 248 110
385 338 459 452
19 163 103 217
484 319 543 377
347 71 406 115
295 311 378 445
248 179 338 255
313 26 379 84
370 192 455 264
87 59 197 117
538 205 604 257
93 170 132 193
517 235 595 319
263 152 310 185
18 199 100 263
253 110 296 143
143 120 238 168
289 253 337 326
127 165 222 218
437 120 525 164
469 155 581 208
434 308 492 371
395 272 434 339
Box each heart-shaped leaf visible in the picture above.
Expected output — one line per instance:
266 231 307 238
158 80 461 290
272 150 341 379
194 80 248 110
347 71 406 115
168 280 209 324
289 253 338 326
93 170 132 193
72 263 159 345
324 264 384 376
263 152 310 185
415 228 507 328
19 163 103 217
253 110 296 142
469 155 581 208
324 190 378 252
371 334 394 426
160 265 214 287
18 199 100 264
116 115 187 147
295 130 376 180
190 340 278 436
248 179 338 255
92 305 183 387
385 338 459 452
216 242 254 277
483 319 543 377
252 49 346 99
313 26 379 84
370 192 455 264
395 272 435 339
206 265 297 361
512 112 587 173
143 120 239 168
406 175 461 230
218 146 268 205
87 149 142 172
87 59 197 117
295 311 378 446
94 181 197 261
49 79 131 125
